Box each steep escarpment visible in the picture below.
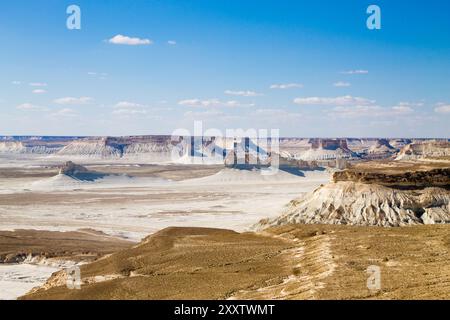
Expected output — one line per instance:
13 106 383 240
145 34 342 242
0 229 133 264
333 168 450 189
0 141 61 154
56 137 124 159
367 139 396 155
396 141 450 160
298 139 359 161
254 167 450 229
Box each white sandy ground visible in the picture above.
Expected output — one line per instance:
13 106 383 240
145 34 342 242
0 164 330 299
0 169 330 241
0 256 78 300
0 264 60 300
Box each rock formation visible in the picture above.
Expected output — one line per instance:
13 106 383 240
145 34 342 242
58 161 90 176
333 167 450 189
368 139 396 154
298 139 358 161
0 141 61 154
396 141 450 160
254 167 450 229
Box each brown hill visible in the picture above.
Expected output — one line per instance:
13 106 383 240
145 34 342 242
21 225 450 300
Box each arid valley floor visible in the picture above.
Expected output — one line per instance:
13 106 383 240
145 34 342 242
0 137 449 300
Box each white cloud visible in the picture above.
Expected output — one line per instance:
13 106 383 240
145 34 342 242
32 89 47 94
51 108 78 117
333 81 351 87
54 96 93 105
178 98 253 108
29 82 47 87
12 81 21 85
341 70 369 75
88 72 108 80
168 40 177 45
114 101 145 109
113 101 149 116
390 102 421 115
330 105 383 118
184 109 225 119
16 103 47 111
108 34 153 46
112 108 147 115
270 83 303 89
224 90 262 97
331 103 416 118
435 103 450 114
395 101 424 108
391 105 414 114
254 108 303 120
294 95 375 106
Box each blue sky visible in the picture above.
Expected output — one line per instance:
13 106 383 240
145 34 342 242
0 0 449 137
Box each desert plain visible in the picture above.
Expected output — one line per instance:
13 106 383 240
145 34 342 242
0 137 449 300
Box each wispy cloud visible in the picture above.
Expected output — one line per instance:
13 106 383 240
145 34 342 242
434 103 450 114
112 101 149 115
50 108 78 117
178 98 253 108
167 40 177 45
224 90 262 97
113 108 148 115
330 105 383 118
88 72 108 80
254 108 303 121
294 95 375 106
32 89 47 94
391 106 414 115
29 82 47 87
333 81 351 87
54 96 93 105
341 70 369 75
11 81 21 85
391 102 423 114
270 83 303 89
331 104 415 118
114 101 145 109
184 109 225 119
108 34 153 46
16 103 47 111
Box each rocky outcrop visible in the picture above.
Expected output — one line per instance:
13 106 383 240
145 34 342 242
298 139 358 161
0 141 61 154
58 161 90 176
333 168 450 189
389 138 412 150
56 138 124 159
396 141 450 160
368 139 396 154
56 161 108 182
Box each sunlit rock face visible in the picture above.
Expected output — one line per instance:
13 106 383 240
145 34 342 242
396 141 450 160
254 167 450 229
297 139 359 161
58 161 90 176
